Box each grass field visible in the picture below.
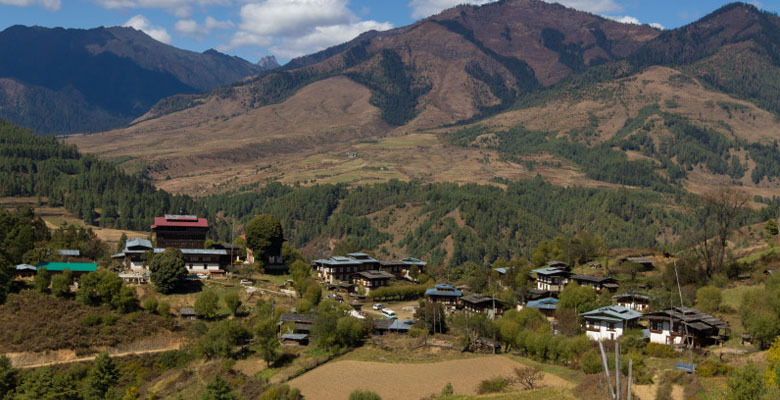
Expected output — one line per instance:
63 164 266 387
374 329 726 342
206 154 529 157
288 356 575 400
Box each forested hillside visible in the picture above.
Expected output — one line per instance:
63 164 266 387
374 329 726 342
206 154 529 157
4 119 751 266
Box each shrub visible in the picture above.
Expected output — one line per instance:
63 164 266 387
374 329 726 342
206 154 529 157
697 357 731 378
646 343 677 358
696 286 722 313
259 384 302 400
82 314 102 327
581 350 604 374
143 298 159 313
514 366 543 390
476 377 510 394
348 390 381 400
156 302 170 316
440 383 453 396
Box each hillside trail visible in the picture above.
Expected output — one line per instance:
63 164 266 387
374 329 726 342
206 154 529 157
13 344 181 369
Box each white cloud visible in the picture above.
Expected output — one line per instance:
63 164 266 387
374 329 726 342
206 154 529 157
124 15 172 44
0 0 60 11
225 0 392 58
270 20 393 59
175 16 233 39
605 15 664 30
408 0 495 19
94 0 229 18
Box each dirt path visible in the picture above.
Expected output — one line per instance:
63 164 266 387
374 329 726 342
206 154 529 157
10 345 181 369
288 356 573 400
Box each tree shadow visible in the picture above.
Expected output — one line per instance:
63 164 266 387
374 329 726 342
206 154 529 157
172 279 204 294
271 352 298 368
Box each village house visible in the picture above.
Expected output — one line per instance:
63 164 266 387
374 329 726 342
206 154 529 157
580 305 642 341
518 297 558 318
613 292 650 312
278 314 316 336
644 306 729 347
112 237 228 274
179 307 197 320
280 333 309 346
14 264 36 279
352 270 394 293
569 274 619 293
152 215 208 249
241 234 285 271
313 253 426 284
424 283 463 313
532 266 570 293
36 261 97 277
373 319 415 335
460 294 509 318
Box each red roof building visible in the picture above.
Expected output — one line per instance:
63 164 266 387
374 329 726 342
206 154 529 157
151 215 208 249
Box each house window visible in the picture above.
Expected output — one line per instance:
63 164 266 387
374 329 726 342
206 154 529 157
608 322 615 330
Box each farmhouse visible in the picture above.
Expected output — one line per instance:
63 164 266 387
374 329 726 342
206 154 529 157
519 297 558 318
36 262 97 277
644 307 729 347
622 256 655 270
569 274 619 293
613 292 650 312
280 333 309 346
179 307 197 320
425 283 463 312
580 305 642 341
112 237 229 274
460 294 509 318
532 267 570 293
278 314 316 335
151 214 208 249
313 253 426 284
373 319 415 335
352 270 394 293
14 264 36 279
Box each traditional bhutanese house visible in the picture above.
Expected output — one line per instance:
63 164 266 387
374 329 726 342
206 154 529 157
532 267 571 293
373 319 415 335
278 314 316 334
379 257 427 279
644 307 729 347
347 253 380 269
425 284 463 312
14 264 37 279
546 260 569 269
460 294 509 318
151 215 209 249
570 274 619 293
524 288 555 301
520 297 559 318
353 270 394 293
613 292 650 312
623 256 655 271
474 337 502 354
280 333 309 346
36 262 97 277
313 256 365 284
179 307 197 320
112 238 228 274
580 305 642 341
118 272 147 284
54 249 80 259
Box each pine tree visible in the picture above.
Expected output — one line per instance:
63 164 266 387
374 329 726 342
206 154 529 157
201 376 237 400
85 353 119 400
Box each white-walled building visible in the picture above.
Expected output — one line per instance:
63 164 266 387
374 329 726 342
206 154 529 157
580 305 642 341
644 307 729 347
612 292 650 312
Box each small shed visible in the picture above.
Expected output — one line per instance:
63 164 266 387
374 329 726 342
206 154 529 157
280 333 309 346
179 307 197 320
15 264 37 279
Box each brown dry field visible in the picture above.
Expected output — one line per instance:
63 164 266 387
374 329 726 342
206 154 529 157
288 356 573 400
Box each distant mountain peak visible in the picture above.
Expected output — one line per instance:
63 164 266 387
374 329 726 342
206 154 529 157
257 55 280 71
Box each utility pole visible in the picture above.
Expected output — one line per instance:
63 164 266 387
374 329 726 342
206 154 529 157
615 340 621 400
598 340 615 400
627 357 633 400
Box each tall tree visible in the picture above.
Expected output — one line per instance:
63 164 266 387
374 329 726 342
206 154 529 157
0 355 16 400
255 318 279 366
33 266 50 293
687 189 748 278
246 214 284 264
195 290 220 320
149 248 188 294
84 353 119 400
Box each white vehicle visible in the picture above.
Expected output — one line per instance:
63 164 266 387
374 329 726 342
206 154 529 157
372 303 384 310
381 308 397 319
239 279 253 286
196 273 209 280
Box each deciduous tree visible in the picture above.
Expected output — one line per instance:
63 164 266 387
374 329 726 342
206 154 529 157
246 214 284 264
149 248 187 294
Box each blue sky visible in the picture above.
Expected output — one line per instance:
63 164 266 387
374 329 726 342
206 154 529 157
0 0 776 63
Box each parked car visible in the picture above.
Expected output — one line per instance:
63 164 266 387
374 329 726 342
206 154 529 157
372 303 384 310
326 293 344 301
196 273 209 280
239 279 253 286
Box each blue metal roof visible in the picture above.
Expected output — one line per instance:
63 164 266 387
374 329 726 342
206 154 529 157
56 249 80 256
401 257 427 266
180 249 227 255
281 333 309 341
15 264 36 271
425 288 462 297
526 298 559 310
579 305 642 321
125 238 152 249
532 267 570 276
674 362 696 373
315 257 363 265
435 283 454 290
388 320 415 331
